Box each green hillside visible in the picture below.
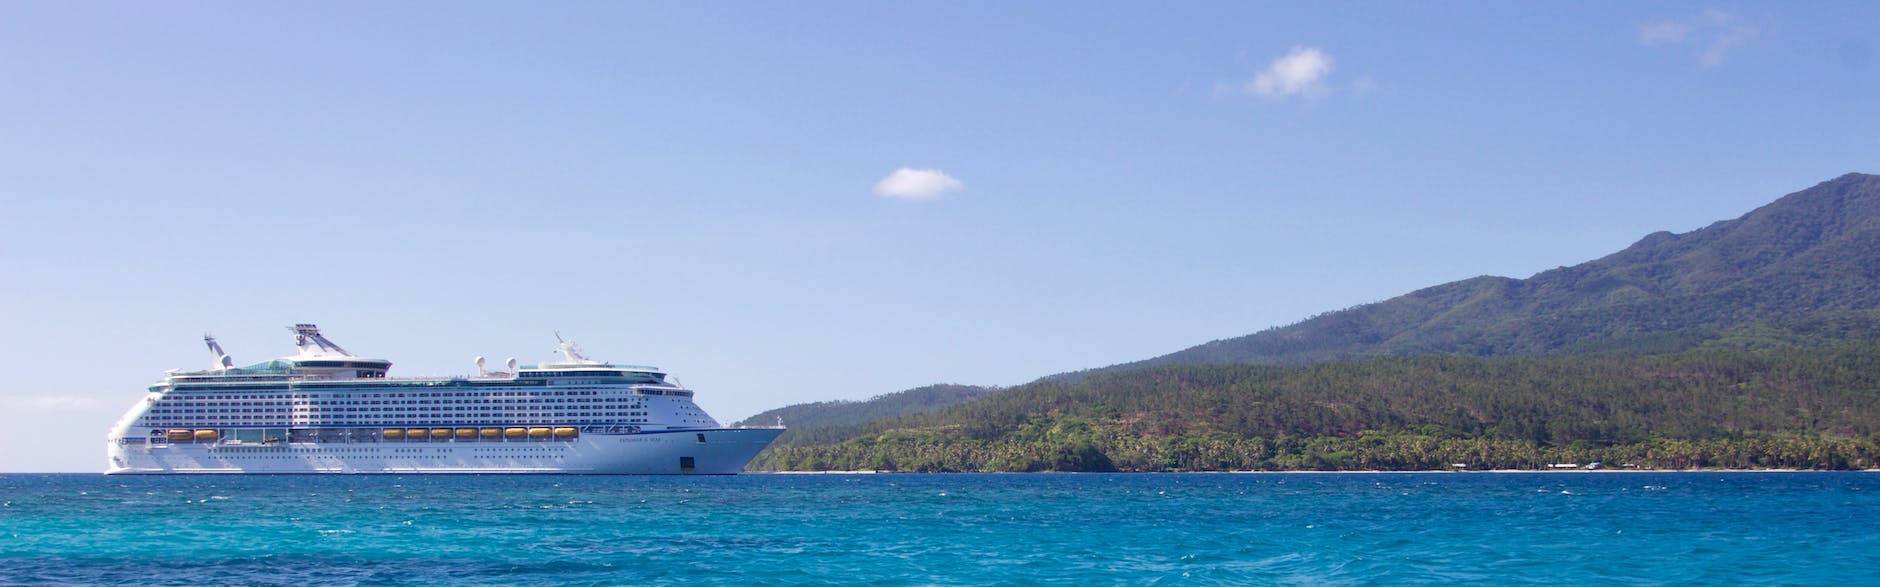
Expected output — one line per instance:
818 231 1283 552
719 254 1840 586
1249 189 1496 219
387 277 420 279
733 384 994 446
752 343 1880 472
1059 172 1880 378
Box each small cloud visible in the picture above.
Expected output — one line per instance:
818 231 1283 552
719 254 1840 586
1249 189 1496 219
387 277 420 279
874 168 963 200
1639 10 1766 66
1247 46 1334 98
1 395 100 412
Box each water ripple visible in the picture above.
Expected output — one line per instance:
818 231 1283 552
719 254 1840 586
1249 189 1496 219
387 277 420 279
1 472 1876 584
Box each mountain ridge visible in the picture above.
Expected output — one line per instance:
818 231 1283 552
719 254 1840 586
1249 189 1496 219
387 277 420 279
733 383 995 446
1053 172 1880 379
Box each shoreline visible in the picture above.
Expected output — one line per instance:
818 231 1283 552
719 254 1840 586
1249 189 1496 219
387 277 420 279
756 468 1880 475
3 468 1876 475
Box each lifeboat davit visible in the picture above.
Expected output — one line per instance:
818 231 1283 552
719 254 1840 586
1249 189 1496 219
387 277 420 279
383 428 405 439
553 427 578 439
193 429 219 441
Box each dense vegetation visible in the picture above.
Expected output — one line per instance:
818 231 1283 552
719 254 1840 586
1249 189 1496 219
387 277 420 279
733 384 993 446
1553 309 1880 357
750 343 1880 472
1059 173 1880 379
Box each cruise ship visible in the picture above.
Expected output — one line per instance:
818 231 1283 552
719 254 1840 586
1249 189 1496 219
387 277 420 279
105 325 784 474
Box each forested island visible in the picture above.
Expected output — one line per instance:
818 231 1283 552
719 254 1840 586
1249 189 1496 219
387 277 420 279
741 173 1880 472
750 343 1880 472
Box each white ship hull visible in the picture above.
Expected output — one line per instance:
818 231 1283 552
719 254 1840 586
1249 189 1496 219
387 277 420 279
106 428 784 475
110 325 785 475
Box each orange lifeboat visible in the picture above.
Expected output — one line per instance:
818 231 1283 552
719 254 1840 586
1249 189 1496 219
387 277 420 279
429 428 452 439
383 428 405 439
406 428 428 439
553 427 578 439
166 430 193 442
455 428 476 439
504 427 527 439
479 428 501 438
193 429 219 441
527 427 551 439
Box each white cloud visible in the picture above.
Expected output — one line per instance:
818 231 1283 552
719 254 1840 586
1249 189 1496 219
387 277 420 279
874 168 963 200
1700 18 1762 66
1247 46 1334 98
1 395 100 411
1639 10 1765 66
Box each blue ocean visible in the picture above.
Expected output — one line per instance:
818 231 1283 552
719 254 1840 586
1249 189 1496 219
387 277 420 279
2 472 1875 585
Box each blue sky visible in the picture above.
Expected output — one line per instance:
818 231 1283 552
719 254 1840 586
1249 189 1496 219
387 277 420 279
2 2 1876 471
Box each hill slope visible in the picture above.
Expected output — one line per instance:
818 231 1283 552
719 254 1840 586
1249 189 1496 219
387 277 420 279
733 384 994 445
1062 173 1880 378
753 343 1880 472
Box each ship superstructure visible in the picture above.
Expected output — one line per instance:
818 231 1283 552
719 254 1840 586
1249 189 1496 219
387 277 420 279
105 325 783 474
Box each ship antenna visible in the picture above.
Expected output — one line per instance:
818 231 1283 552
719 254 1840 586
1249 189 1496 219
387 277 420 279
203 334 235 370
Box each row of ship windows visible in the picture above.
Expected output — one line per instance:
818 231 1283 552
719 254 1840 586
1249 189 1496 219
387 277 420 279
148 406 646 415
157 456 563 460
144 408 654 412
148 402 663 410
176 390 607 399
209 447 564 453
178 451 566 457
147 415 646 419
159 397 649 405
144 418 653 424
160 389 694 400
145 413 648 420
282 448 562 452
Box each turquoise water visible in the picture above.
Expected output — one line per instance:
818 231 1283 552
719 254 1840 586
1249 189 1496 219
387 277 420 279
2 472 1875 585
